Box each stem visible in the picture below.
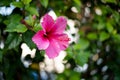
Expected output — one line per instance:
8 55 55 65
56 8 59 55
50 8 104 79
21 19 35 32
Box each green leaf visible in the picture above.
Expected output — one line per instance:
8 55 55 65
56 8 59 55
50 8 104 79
33 23 42 32
0 50 3 62
74 43 81 51
87 32 98 40
0 15 2 22
73 0 81 6
12 2 24 8
113 11 120 23
76 51 90 66
22 30 36 49
69 71 80 80
40 0 49 8
4 14 22 25
78 38 90 50
25 15 34 26
106 22 114 33
5 33 22 49
5 23 18 32
97 22 105 30
103 0 117 4
21 0 32 5
113 34 120 42
66 47 75 59
0 0 13 6
5 23 27 33
16 24 27 32
4 14 22 34
26 7 39 16
99 31 110 41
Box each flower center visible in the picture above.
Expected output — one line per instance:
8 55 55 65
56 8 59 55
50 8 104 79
43 32 49 38
44 33 47 38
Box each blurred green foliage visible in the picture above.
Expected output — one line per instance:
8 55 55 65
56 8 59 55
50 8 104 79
0 0 120 80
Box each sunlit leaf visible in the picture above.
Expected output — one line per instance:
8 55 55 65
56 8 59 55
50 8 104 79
40 0 49 8
21 0 32 5
26 7 39 16
12 2 24 8
87 32 98 40
16 24 27 32
73 0 81 6
25 15 34 26
33 23 42 32
106 22 113 33
99 31 110 41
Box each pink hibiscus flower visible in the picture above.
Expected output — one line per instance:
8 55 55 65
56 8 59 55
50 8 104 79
32 14 70 59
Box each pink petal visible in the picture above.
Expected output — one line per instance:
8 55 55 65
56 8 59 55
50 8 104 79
32 30 49 50
54 34 70 50
45 39 61 59
41 14 54 32
51 16 67 34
